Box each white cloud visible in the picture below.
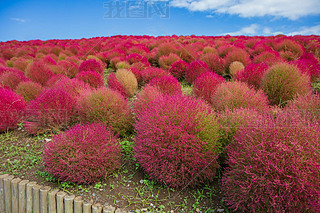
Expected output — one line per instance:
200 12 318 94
170 0 320 20
206 14 214 18
223 24 259 36
10 18 26 23
288 25 320 35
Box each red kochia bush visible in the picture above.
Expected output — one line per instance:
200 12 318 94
134 94 221 188
79 59 104 75
185 60 211 84
43 123 121 184
25 62 55 86
25 88 76 134
212 81 269 111
76 71 104 88
193 72 225 105
225 49 251 71
77 87 133 137
0 88 26 132
168 60 189 80
222 112 320 212
234 63 269 89
148 75 182 95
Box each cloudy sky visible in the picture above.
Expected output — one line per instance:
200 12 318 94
0 0 319 41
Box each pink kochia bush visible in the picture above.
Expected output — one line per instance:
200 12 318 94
0 88 26 132
222 111 320 212
148 75 182 95
79 59 104 75
134 94 221 188
234 63 269 89
43 123 121 184
25 88 76 134
25 62 54 85
185 60 210 84
212 81 269 112
185 60 211 84
193 72 225 105
76 87 133 137
76 71 104 88
140 67 170 84
168 60 189 80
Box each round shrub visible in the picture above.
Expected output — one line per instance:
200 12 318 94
148 75 182 95
12 57 29 72
43 123 121 184
25 88 76 134
212 81 269 111
77 87 133 137
275 38 304 60
168 60 189 80
79 59 104 75
127 53 149 65
25 62 55 85
221 112 320 212
261 63 311 106
225 49 251 71
135 94 221 188
115 61 130 70
193 72 225 105
158 53 181 70
15 81 44 102
57 60 79 78
140 67 171 84
228 61 245 77
0 88 26 132
115 69 138 97
76 71 104 88
253 50 283 65
200 53 225 75
185 60 211 84
0 70 29 90
234 63 269 89
52 77 91 97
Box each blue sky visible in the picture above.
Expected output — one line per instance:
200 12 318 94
0 0 319 41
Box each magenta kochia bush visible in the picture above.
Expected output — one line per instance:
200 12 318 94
222 112 320 212
79 59 104 75
234 63 269 89
43 123 122 184
0 88 26 132
193 72 225 105
134 94 221 188
185 60 211 84
168 60 189 80
148 75 182 95
77 87 133 137
76 71 104 88
25 88 76 134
